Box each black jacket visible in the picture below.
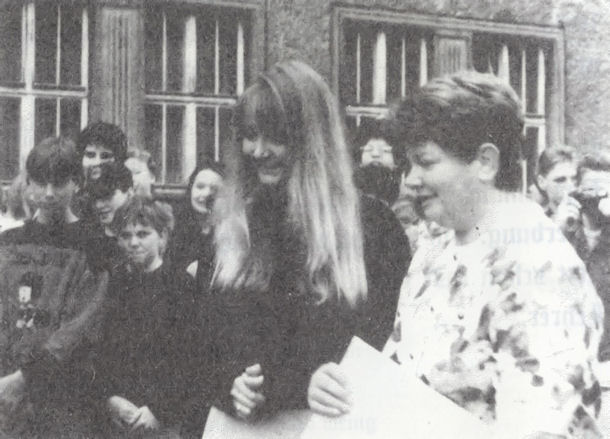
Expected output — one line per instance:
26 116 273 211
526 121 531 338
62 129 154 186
203 195 410 421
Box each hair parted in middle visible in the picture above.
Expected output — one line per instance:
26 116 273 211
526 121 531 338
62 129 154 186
214 59 367 307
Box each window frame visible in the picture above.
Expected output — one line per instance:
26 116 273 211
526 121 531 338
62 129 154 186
0 0 90 180
142 0 264 185
331 5 565 150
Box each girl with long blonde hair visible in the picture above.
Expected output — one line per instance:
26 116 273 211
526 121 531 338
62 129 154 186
194 60 408 426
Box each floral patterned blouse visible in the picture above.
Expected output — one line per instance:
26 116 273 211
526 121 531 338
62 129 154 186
389 196 605 438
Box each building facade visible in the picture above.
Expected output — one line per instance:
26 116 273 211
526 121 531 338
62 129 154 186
0 0 609 185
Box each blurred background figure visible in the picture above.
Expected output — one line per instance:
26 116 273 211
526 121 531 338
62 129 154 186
557 151 610 362
352 121 403 207
83 162 134 273
0 172 36 232
125 149 157 198
168 161 224 290
535 145 579 222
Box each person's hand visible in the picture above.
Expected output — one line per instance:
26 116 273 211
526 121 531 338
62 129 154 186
130 406 160 432
230 363 265 420
106 395 140 428
0 371 26 424
186 260 198 278
307 362 352 417
553 195 581 233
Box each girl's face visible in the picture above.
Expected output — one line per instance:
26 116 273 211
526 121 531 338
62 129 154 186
242 136 290 185
190 169 223 216
404 141 479 231
118 223 166 272
82 144 115 180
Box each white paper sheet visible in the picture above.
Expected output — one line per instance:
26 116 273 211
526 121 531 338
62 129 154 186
300 336 494 439
202 406 311 439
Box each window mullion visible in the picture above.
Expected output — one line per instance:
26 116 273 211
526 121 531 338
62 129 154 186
498 44 509 84
81 6 89 128
214 18 219 95
56 5 61 86
214 106 220 161
162 12 167 92
236 20 245 95
400 36 406 98
20 2 36 166
419 38 428 86
356 32 361 103
372 30 386 104
161 104 167 182
521 48 527 113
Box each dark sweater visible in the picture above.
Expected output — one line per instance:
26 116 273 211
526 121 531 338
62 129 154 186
91 263 195 426
204 195 410 421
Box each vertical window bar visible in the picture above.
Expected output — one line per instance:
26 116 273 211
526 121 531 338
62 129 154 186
214 106 220 161
537 48 545 115
161 104 167 182
372 31 386 104
20 3 36 165
498 44 509 84
236 20 244 95
81 7 89 128
183 14 197 93
400 36 406 98
55 98 61 136
214 18 219 95
419 39 427 86
520 48 527 113
162 12 167 91
183 15 197 177
55 5 61 86
356 32 361 104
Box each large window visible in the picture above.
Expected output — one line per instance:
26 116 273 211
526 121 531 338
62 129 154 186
144 5 251 184
0 1 89 181
332 6 565 183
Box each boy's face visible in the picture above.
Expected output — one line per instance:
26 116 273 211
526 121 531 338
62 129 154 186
117 223 166 272
82 144 115 180
94 189 131 225
28 179 77 221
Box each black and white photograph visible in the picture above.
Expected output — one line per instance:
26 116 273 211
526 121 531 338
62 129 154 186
0 0 609 437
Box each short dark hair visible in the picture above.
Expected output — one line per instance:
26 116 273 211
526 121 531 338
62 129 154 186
390 71 524 191
111 196 174 237
76 122 128 162
577 150 610 183
538 145 578 177
84 162 133 200
26 137 80 185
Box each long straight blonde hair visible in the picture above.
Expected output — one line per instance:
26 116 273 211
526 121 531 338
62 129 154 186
213 60 367 307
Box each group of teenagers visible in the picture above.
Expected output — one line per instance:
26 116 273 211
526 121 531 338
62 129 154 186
0 59 606 439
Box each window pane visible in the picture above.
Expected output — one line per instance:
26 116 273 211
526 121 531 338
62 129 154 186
144 104 163 181
218 106 232 162
166 10 185 92
60 5 83 86
196 106 215 165
524 126 539 186
35 98 57 145
359 27 374 104
340 21 358 104
166 105 184 183
0 4 22 84
218 14 237 95
387 27 402 102
36 3 58 84
145 8 164 92
404 33 423 92
0 97 21 180
196 12 215 94
59 99 81 142
525 45 538 114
